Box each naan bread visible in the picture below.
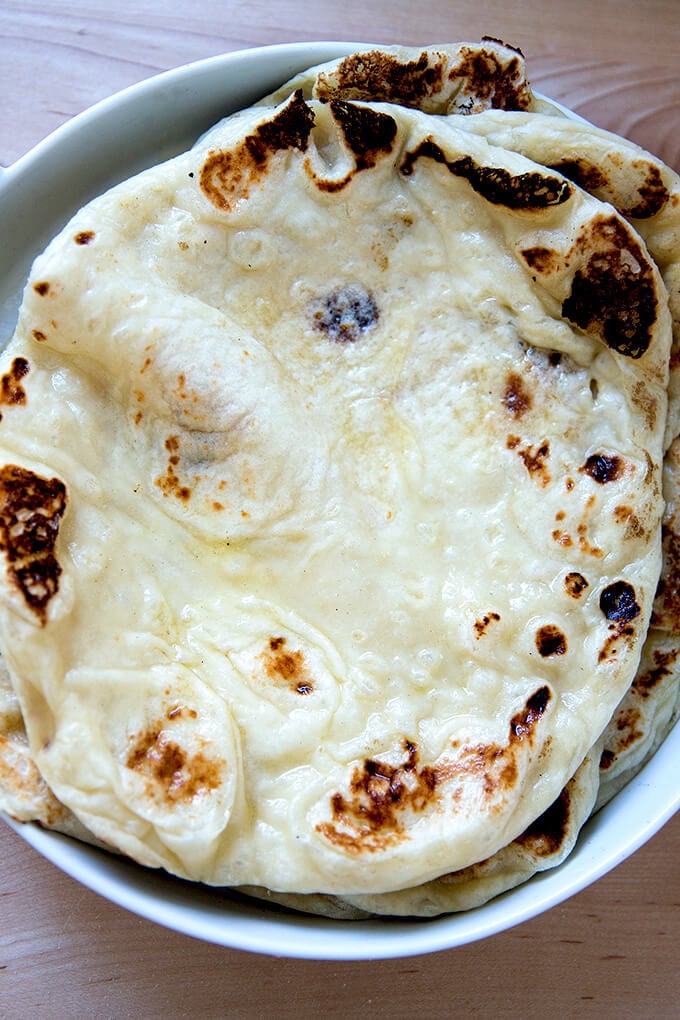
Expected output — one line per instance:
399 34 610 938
409 104 680 811
241 737 604 918
432 107 680 444
0 655 102 845
259 39 538 115
0 42 676 913
597 435 680 809
263 43 680 817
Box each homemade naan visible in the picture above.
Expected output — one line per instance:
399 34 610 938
0 41 677 913
262 41 680 818
259 39 541 115
0 655 102 845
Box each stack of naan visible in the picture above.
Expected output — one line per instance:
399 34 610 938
1 39 678 918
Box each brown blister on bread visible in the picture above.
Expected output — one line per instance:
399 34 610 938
317 739 439 853
600 580 641 625
520 212 661 361
564 572 589 598
155 435 192 502
612 505 644 540
562 214 658 359
316 49 448 107
631 380 660 432
520 246 562 275
599 703 645 771
0 358 30 421
599 638 680 785
628 160 671 219
598 580 641 663
400 139 572 209
328 101 397 173
506 434 551 486
535 624 568 657
633 646 680 699
126 721 225 804
304 102 397 193
261 636 314 696
577 521 605 559
200 90 315 211
313 40 532 114
318 688 551 855
449 42 530 113
166 703 198 721
651 511 680 633
580 453 625 484
510 686 551 738
549 156 669 219
502 372 533 418
441 686 552 808
612 705 645 749
474 611 501 638
0 465 67 625
549 158 608 193
515 784 571 857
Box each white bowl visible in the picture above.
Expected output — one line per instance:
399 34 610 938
2 42 679 961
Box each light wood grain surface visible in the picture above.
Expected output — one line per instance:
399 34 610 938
1 1 679 1016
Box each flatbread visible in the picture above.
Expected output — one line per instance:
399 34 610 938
0 42 676 911
0 655 101 845
0 648 606 916
431 107 680 444
263 44 680 819
414 105 680 810
259 39 537 115
239 737 603 918
597 435 680 808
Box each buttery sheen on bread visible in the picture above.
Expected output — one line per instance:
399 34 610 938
0 41 678 914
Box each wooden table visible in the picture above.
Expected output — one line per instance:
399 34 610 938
1 1 678 1015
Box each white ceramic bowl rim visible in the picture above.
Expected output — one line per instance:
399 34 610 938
1 42 679 961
